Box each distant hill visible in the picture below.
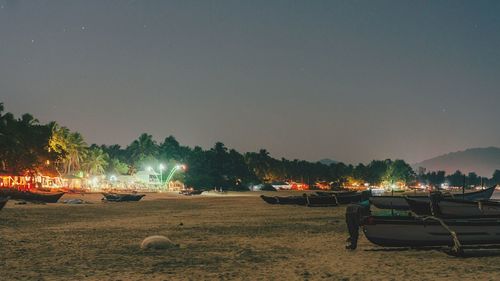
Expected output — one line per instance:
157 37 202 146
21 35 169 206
318 158 338 165
415 147 500 177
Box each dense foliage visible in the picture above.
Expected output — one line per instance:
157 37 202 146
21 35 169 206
1 103 499 189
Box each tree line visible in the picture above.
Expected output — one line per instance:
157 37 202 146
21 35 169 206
1 103 499 190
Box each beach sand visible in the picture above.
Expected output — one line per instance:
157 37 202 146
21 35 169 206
1 191 499 280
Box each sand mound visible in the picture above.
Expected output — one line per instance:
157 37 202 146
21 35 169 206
140 235 178 250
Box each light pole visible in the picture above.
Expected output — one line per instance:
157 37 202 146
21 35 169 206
159 164 165 190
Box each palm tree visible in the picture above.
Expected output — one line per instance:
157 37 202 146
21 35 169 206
126 133 158 166
49 124 88 175
83 147 109 176
64 131 87 175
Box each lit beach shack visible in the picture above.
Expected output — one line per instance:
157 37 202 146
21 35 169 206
135 170 162 190
167 180 185 192
112 174 136 190
271 181 292 190
290 182 309 190
271 181 309 190
315 181 331 190
1 171 65 190
62 175 84 190
34 174 64 190
0 173 31 190
0 172 17 188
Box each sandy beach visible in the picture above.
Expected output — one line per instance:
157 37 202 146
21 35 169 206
1 192 500 281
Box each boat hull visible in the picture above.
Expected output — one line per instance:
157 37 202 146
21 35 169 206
0 188 65 203
370 186 496 210
260 195 278 204
102 193 145 202
0 197 8 210
304 195 338 207
439 200 500 217
363 216 500 247
406 197 500 218
180 190 204 196
260 195 306 205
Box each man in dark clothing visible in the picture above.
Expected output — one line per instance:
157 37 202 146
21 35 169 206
345 202 370 250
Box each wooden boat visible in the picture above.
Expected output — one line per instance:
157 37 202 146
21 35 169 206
0 188 65 203
406 197 500 218
370 186 496 210
0 197 9 211
362 215 500 247
179 189 204 196
260 195 278 204
261 189 370 206
315 190 357 197
102 193 145 202
304 194 338 207
260 195 306 205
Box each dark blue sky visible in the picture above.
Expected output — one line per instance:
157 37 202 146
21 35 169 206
1 0 499 164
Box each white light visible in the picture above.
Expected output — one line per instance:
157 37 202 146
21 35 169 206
159 164 165 170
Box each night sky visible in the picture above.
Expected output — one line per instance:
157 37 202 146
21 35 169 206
1 0 499 164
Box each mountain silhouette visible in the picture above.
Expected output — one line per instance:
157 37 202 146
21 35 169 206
415 147 500 177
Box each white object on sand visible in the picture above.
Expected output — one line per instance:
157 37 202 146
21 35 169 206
140 235 178 250
63 199 85 204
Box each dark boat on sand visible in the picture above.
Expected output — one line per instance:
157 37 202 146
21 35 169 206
261 190 370 206
260 195 278 204
260 195 306 205
304 194 338 207
406 197 500 218
0 197 9 210
102 193 145 202
369 186 496 210
0 188 65 203
362 215 500 248
180 189 204 196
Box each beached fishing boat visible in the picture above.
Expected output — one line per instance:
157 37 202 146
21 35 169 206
260 195 278 204
0 188 65 203
261 191 370 207
362 215 500 247
102 193 145 202
370 186 496 210
0 197 9 211
179 189 204 196
406 197 500 218
260 195 306 205
304 194 338 207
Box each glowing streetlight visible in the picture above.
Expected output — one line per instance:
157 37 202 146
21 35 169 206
159 164 165 185
164 164 187 184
